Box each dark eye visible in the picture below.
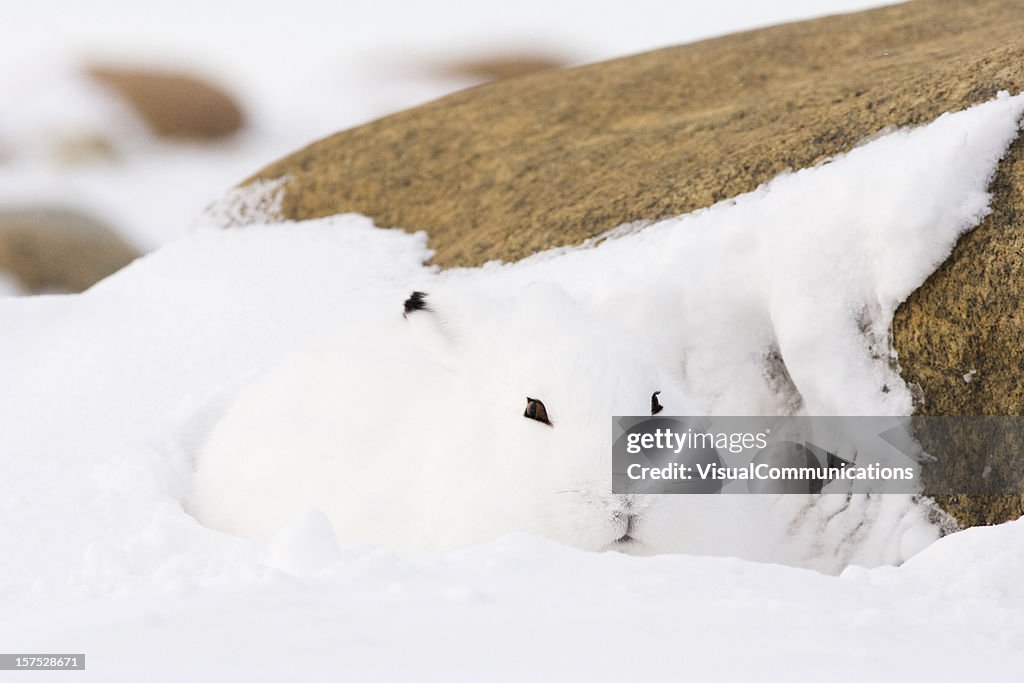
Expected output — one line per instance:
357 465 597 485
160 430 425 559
524 397 552 426
651 391 663 415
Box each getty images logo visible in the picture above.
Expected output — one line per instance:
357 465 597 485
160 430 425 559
611 416 922 495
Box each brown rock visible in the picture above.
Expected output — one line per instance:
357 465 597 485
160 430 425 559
0 208 140 293
86 66 245 141
50 134 119 165
894 119 1024 525
238 0 1024 526
432 53 568 82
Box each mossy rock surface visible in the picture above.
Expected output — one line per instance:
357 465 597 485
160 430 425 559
240 0 1024 526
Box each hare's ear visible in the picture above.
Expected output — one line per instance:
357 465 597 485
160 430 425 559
403 291 465 373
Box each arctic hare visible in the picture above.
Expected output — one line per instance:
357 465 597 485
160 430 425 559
189 283 700 555
189 282 943 569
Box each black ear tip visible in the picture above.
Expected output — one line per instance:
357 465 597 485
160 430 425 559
403 291 429 316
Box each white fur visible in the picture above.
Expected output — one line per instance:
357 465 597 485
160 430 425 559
188 283 942 570
189 283 703 555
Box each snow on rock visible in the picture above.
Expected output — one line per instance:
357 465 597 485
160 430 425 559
452 91 1024 417
0 94 1023 680
201 176 289 228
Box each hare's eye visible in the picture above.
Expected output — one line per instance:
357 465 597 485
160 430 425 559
651 391 664 415
524 397 552 426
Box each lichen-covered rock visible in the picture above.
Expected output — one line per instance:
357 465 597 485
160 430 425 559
235 0 1024 527
0 208 139 293
894 126 1024 525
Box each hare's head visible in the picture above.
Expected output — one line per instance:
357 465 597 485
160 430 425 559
402 282 697 553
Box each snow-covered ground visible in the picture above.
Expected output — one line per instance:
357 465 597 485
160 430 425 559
1 92 1022 680
0 0 896 251
3 524 1024 682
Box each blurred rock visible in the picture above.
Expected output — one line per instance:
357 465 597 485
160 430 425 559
86 66 245 141
50 133 119 165
0 208 139 293
433 53 568 82
235 0 1024 527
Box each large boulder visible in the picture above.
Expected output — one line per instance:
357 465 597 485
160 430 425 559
235 0 1024 526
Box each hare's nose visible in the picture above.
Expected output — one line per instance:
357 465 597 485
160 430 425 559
610 511 638 543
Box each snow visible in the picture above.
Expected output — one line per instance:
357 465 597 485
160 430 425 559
1 93 1022 680
1 528 1022 681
